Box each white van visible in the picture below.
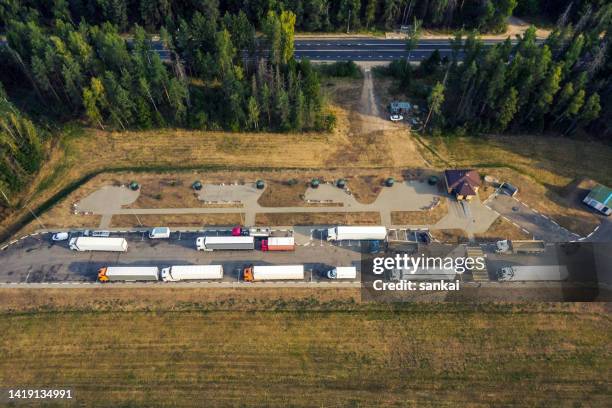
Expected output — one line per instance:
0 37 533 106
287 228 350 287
149 227 171 239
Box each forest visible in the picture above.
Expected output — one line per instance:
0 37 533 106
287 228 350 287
0 4 331 199
388 2 611 139
0 82 44 197
2 0 521 34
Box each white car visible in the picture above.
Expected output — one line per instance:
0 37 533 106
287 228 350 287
149 227 171 239
52 232 69 241
390 114 403 122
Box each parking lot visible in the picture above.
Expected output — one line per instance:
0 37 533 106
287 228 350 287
0 229 364 284
485 193 581 242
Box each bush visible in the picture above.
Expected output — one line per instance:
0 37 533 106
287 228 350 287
319 61 361 78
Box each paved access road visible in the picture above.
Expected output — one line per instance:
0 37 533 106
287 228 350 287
485 193 581 242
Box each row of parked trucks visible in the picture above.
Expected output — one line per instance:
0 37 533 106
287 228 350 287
98 265 357 282
69 226 390 253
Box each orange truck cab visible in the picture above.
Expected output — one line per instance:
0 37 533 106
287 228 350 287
98 267 109 282
243 265 255 282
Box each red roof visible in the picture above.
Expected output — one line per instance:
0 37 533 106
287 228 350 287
444 170 481 197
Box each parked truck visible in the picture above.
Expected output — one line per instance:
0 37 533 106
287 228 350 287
262 237 295 251
69 237 128 252
98 266 158 282
161 265 223 281
497 265 569 281
495 239 546 254
196 236 255 251
327 266 357 279
327 226 387 241
243 265 304 282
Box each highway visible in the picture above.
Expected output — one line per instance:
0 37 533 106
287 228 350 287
294 38 501 61
1 37 525 62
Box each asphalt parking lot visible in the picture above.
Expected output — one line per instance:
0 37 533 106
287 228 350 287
0 230 363 283
485 193 580 242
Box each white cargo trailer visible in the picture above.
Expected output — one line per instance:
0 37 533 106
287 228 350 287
69 237 128 252
98 266 158 282
161 265 224 281
498 265 569 281
243 265 304 281
327 226 387 241
327 266 357 279
196 236 255 251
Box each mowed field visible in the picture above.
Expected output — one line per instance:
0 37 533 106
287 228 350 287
0 289 610 407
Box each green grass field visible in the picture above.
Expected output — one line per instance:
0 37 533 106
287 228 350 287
0 291 609 407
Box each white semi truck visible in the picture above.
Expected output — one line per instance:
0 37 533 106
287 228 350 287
327 226 387 241
69 237 128 252
196 236 255 251
160 265 224 281
243 265 305 282
497 265 569 281
98 266 158 282
327 266 357 279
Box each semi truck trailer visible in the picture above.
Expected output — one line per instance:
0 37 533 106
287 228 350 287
69 237 128 252
261 237 295 251
161 265 223 281
327 266 357 279
495 240 546 254
497 265 569 281
196 236 255 251
98 266 158 282
327 226 387 241
243 265 304 282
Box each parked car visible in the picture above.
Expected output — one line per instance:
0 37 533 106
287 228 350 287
390 114 403 122
52 232 69 241
149 227 171 239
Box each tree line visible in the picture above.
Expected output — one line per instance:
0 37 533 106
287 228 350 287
1 0 520 34
0 82 44 201
1 8 330 132
390 4 610 139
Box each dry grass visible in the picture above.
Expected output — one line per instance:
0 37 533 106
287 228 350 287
0 296 609 406
258 180 308 207
255 211 381 226
484 168 600 236
391 197 448 225
424 134 612 188
421 135 610 236
474 216 531 241
110 213 244 228
430 228 469 244
1 81 428 240
0 288 360 312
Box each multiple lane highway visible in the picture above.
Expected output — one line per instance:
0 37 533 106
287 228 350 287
1 37 522 62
